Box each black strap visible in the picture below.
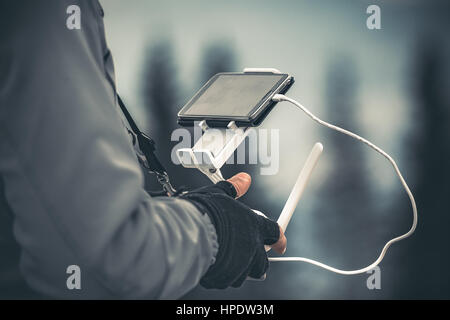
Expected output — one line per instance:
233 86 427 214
117 95 176 195
117 95 141 135
117 95 167 175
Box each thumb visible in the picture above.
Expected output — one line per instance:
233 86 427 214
227 172 251 198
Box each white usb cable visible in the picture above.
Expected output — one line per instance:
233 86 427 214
267 94 418 275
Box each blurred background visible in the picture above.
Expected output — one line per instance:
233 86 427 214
101 0 450 299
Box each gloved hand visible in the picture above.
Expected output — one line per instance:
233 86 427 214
181 173 287 289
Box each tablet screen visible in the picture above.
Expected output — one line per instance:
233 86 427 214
183 74 285 117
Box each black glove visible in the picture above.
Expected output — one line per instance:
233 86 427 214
181 181 280 289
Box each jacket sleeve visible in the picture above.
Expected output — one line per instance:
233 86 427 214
0 1 217 299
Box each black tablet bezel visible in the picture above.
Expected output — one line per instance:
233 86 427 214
177 72 293 127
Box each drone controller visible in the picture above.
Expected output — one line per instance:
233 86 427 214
175 68 417 279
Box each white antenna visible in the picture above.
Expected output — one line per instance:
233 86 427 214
277 142 323 232
250 142 323 279
261 142 323 253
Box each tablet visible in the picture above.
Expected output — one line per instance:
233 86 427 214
177 72 294 127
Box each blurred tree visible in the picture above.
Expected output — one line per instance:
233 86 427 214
392 39 450 298
200 41 237 84
308 55 378 298
143 40 178 134
141 39 202 190
318 55 375 250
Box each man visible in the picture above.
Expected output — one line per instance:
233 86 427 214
0 1 286 299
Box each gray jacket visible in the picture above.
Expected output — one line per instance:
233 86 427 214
0 0 218 299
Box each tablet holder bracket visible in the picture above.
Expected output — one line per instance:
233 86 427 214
176 120 251 183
